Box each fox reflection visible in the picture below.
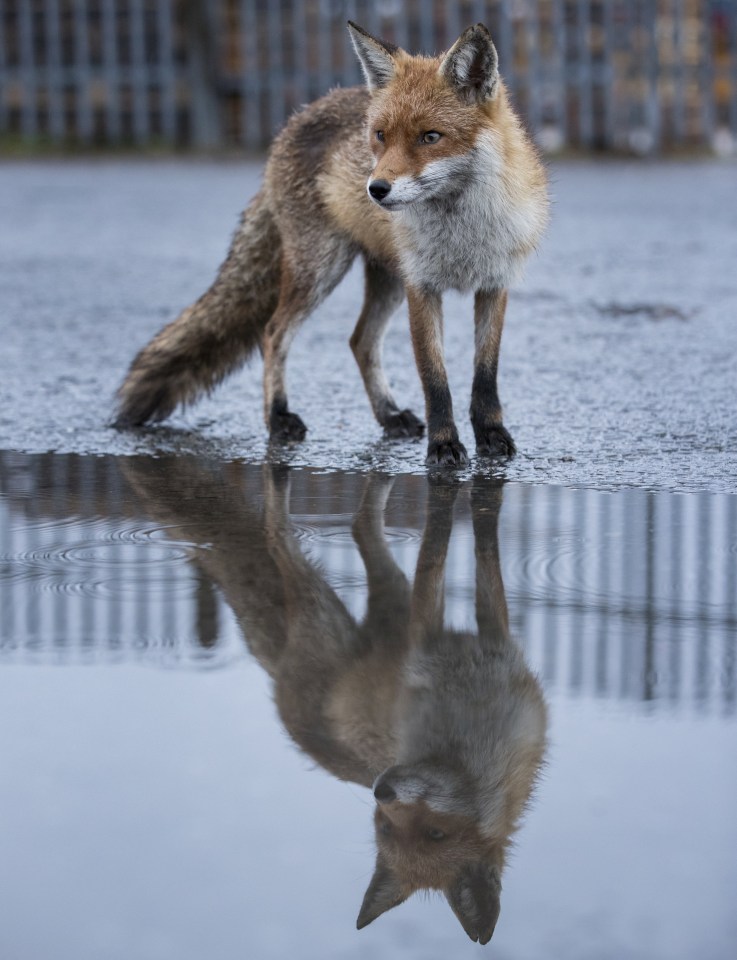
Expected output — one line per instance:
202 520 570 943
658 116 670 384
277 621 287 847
124 460 547 945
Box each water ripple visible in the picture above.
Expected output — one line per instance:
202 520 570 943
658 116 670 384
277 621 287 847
0 521 197 598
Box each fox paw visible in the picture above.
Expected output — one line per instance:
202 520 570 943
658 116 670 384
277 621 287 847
383 409 425 438
426 439 469 466
475 425 516 458
270 411 307 442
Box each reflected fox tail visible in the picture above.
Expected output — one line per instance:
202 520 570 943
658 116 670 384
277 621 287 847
113 189 281 428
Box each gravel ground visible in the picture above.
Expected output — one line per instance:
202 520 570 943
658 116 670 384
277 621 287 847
1 157 736 492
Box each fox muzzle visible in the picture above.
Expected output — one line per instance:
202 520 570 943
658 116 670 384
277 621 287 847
368 179 392 202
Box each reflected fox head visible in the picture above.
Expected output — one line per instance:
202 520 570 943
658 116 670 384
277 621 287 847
357 698 545 944
358 762 501 944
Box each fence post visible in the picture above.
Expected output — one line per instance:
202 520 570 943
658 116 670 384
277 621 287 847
18 0 37 139
577 0 593 148
101 0 122 142
44 0 65 141
699 0 715 146
731 2 737 140
184 0 222 148
157 0 178 143
0 1 5 134
130 0 150 143
72 0 93 143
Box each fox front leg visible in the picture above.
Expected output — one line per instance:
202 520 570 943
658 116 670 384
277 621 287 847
470 289 516 458
407 286 468 466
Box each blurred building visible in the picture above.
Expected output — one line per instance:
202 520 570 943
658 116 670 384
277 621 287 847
0 1 736 153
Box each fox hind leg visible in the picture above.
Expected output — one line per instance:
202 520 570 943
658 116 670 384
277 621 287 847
263 242 354 442
350 260 423 439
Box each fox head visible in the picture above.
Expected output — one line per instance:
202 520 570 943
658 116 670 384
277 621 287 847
357 761 504 944
348 21 502 210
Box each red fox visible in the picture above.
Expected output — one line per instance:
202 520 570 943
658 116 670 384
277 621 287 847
115 23 549 465
123 459 548 944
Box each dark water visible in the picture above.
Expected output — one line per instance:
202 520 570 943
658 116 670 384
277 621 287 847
1 450 735 960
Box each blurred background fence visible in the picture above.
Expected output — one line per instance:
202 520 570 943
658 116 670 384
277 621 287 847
1 0 736 153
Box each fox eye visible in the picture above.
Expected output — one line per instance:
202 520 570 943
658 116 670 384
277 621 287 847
427 828 446 841
375 130 385 143
421 131 442 144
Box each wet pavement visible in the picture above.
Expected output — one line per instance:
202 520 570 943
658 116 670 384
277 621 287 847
1 158 736 490
1 158 737 959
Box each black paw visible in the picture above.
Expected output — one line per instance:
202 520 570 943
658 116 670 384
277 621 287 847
475 424 516 458
425 439 469 466
383 409 425 438
270 411 307 442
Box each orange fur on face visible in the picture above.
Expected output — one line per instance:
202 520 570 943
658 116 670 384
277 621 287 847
374 803 503 894
367 56 498 183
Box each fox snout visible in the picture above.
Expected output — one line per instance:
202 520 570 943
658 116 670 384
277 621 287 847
368 178 392 203
373 767 427 805
373 776 397 803
372 764 476 815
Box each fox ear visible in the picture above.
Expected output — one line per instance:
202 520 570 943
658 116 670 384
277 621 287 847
439 23 499 104
444 862 501 945
347 21 399 91
356 856 407 929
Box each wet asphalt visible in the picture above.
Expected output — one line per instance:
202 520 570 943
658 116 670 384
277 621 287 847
1 157 736 492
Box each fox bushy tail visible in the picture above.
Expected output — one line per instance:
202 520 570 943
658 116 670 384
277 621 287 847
114 189 281 427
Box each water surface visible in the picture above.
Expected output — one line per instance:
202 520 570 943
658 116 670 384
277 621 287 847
1 451 735 960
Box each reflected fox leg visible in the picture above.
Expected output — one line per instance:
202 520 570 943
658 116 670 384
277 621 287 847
470 478 510 642
263 244 353 441
262 462 293 541
349 261 423 438
262 463 356 649
470 289 516 457
407 286 468 466
352 476 411 634
261 464 326 606
409 479 459 644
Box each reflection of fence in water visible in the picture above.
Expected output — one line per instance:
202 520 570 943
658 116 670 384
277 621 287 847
0 451 735 714
1 1 736 152
0 452 240 667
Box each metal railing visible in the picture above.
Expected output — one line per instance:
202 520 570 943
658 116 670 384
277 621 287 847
1 0 736 152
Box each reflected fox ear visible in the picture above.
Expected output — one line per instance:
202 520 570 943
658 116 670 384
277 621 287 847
347 21 399 91
356 856 407 929
444 862 501 945
439 24 499 104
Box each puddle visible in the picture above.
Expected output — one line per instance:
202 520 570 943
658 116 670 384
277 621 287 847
1 451 735 960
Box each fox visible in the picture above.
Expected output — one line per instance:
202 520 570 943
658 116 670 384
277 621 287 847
122 458 549 944
114 22 549 465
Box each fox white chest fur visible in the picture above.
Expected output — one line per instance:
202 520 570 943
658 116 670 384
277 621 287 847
394 132 547 292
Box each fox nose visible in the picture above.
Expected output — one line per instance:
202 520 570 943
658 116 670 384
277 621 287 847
373 780 397 804
368 179 392 201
